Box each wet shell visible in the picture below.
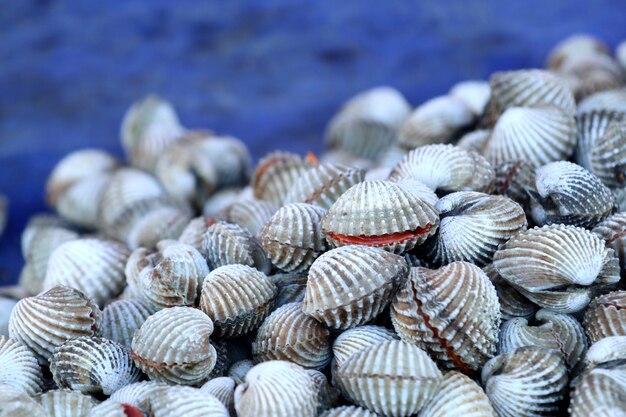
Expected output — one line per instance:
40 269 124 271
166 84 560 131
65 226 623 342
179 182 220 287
0 336 43 395
9 285 102 362
87 400 145 417
252 152 314 204
252 302 331 369
389 144 495 193
178 216 215 253
481 347 568 417
270 272 308 307
589 119 626 187
593 212 626 274
202 221 270 273
391 262 500 373
38 389 99 417
397 95 474 149
227 359 254 385
335 340 443 417
234 360 318 417
494 160 536 211
43 238 130 306
322 180 439 253
418 371 496 417
320 406 380 417
583 290 626 343
332 325 399 377
483 263 538 321
449 80 491 116
569 363 626 417
109 381 165 414
303 246 408 329
493 225 619 313
50 336 141 395
147 385 229 417
101 299 153 349
420 192 526 267
200 377 236 416
199 264 277 337
575 110 624 173
131 306 217 385
0 385 48 417
283 163 366 209
215 198 278 236
577 89 626 114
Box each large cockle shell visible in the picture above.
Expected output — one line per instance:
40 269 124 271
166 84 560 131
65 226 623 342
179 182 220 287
42 238 130 306
331 325 399 376
391 262 500 373
101 299 153 349
420 191 526 266
575 110 624 178
587 119 626 188
203 221 270 273
252 302 331 369
583 290 626 343
147 386 229 417
418 371 496 417
494 159 536 211
320 406 380 417
303 246 408 329
482 347 568 417
493 224 620 313
234 360 318 417
200 377 236 416
335 340 443 417
86 400 145 417
322 180 439 253
50 336 141 395
131 306 217 385
0 336 43 395
200 264 277 337
9 286 102 362
483 263 538 321
109 381 165 414
252 152 314 204
259 203 327 272
0 385 48 417
216 198 278 236
389 144 495 194
38 389 99 417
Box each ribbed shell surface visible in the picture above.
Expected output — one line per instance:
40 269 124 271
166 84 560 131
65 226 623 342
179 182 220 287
227 359 254 385
307 369 340 412
391 262 500 373
449 80 490 115
335 340 443 417
125 205 191 250
418 371 496 417
0 386 48 417
302 246 408 329
578 89 626 114
321 180 439 253
320 406 380 417
393 178 439 207
234 360 318 417
202 221 264 270
216 199 278 236
584 336 626 366
37 389 99 417
147 385 229 417
56 173 113 229
178 216 215 253
0 336 43 395
575 110 624 173
569 366 626 417
589 120 626 187
456 128 491 152
252 152 313 204
259 203 328 272
42 238 130 306
9 285 102 362
332 325 399 373
86 401 144 417
583 291 626 343
200 264 277 337
252 302 331 369
492 225 620 313
483 263 538 321
271 272 308 307
593 212 626 275
102 299 153 349
200 377 236 415
494 159 536 211
131 306 216 385
109 381 165 413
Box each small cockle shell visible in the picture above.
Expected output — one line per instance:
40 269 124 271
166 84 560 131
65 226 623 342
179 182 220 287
391 262 500 373
131 306 217 385
102 299 154 349
43 238 130 306
493 224 620 313
303 246 408 329
38 389 99 417
558 52 625 100
418 371 496 417
283 163 365 209
203 188 246 217
228 359 254 385
50 336 141 395
252 152 314 204
577 89 626 114
0 336 43 395
588 120 626 188
326 87 411 160
215 198 278 236
252 302 331 370
322 180 439 253
592 212 626 274
87 400 145 417
449 80 491 116
200 377 236 416
494 159 536 211
21 213 70 257
575 110 624 176
9 285 102 362
147 386 229 417
110 381 165 414
270 272 308 307
498 309 587 373
234 360 318 417
259 203 327 273
0 385 48 417
178 216 215 253
397 95 474 149
583 290 626 343
331 325 399 377
320 406 380 417
482 347 568 417
483 263 538 321
584 335 626 367
200 264 277 337
125 204 192 251
202 221 270 273
547 34 610 70
389 144 495 194
420 191 526 267
456 128 491 152
336 340 443 417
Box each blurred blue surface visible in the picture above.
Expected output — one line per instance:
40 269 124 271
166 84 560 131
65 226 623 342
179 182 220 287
1 0 626 284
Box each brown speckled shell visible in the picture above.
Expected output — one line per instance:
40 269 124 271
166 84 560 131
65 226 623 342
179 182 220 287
38 389 99 417
252 152 314 204
419 371 496 417
202 221 271 273
583 290 626 343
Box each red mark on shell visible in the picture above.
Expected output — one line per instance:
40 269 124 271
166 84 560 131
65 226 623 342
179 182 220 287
327 224 432 246
305 151 319 165
122 404 144 417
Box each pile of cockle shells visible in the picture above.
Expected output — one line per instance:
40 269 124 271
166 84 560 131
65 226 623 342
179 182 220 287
2 33 626 417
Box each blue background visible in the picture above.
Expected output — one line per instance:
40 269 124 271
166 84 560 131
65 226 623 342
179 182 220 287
2 0 626 284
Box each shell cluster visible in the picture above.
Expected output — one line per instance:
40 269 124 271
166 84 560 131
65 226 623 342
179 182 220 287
3 33 626 416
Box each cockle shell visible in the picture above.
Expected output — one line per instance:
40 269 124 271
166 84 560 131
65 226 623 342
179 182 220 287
203 188 246 217
588 119 626 188
101 299 153 349
270 272 308 307
9 285 102 362
227 359 254 385
456 128 491 152
320 149 375 171
50 336 141 395
547 34 610 70
0 385 48 417
593 212 626 274
131 306 217 385
336 340 443 417
303 246 408 329
576 110 624 173
87 400 145 417
583 290 626 343
0 336 43 395
483 263 538 321
307 369 340 412
234 360 318 417
109 381 165 413
482 347 568 417
215 198 278 236
0 296 17 335
20 214 72 259
326 87 411 160
569 363 626 417
420 192 526 267
391 262 500 373
320 406 380 417
493 224 620 313
178 216 215 252
200 264 277 337
252 302 331 369
559 52 625 100
42 238 130 306
37 389 99 417
584 335 626 367
252 152 314 204
389 144 495 194
259 203 327 272
200 377 236 416
203 221 270 273
577 89 626 114
393 178 439 207
449 80 491 116
125 205 191 251
494 159 536 211
418 371 496 417
147 386 229 417
322 180 439 253
331 325 399 378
